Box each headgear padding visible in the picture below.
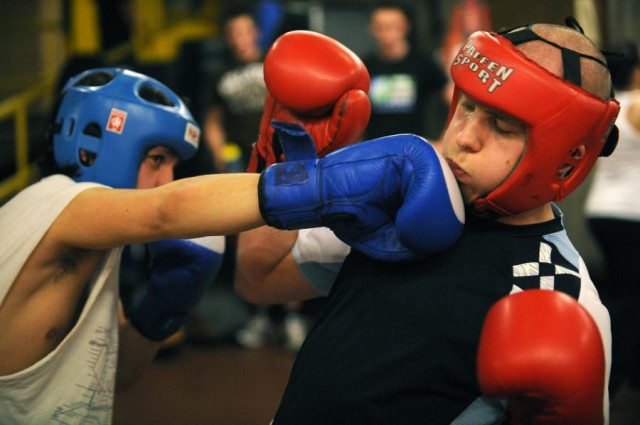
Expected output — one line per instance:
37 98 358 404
448 31 619 216
53 68 200 189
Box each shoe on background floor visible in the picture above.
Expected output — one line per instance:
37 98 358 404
283 312 308 352
158 327 186 355
236 311 272 349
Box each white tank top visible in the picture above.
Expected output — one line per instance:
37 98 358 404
585 90 640 221
0 175 121 424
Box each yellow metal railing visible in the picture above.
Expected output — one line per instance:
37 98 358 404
0 0 218 204
0 77 54 203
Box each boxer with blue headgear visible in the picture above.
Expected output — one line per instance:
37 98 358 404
0 63 268 422
49 68 226 344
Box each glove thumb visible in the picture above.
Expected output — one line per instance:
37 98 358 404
321 89 371 157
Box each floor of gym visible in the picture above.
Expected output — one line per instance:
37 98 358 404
114 339 640 424
114 343 294 425
113 279 640 424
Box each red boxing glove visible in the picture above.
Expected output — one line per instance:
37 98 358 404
477 290 606 425
247 30 371 172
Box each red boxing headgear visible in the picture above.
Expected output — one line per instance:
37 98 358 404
448 30 619 216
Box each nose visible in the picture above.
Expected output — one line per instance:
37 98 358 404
157 165 175 186
455 115 482 152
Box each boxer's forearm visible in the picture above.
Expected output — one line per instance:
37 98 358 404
235 226 319 304
53 173 264 250
154 173 264 238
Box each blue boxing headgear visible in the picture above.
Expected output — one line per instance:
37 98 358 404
52 68 200 188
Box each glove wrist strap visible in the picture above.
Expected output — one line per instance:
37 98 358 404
259 160 325 230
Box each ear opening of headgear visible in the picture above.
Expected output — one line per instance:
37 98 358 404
52 68 200 189
70 69 117 89
447 21 620 216
138 84 176 107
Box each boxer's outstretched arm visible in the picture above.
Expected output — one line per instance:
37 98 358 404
51 173 263 250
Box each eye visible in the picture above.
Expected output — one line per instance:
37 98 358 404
490 116 512 135
149 154 166 166
142 153 167 169
461 99 475 113
490 114 527 138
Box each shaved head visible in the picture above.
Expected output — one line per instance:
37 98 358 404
513 24 612 99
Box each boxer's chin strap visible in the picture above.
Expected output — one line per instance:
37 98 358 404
466 202 501 221
498 17 609 88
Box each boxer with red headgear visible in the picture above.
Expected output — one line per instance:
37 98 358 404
440 22 616 422
445 19 619 216
237 18 615 425
441 19 614 424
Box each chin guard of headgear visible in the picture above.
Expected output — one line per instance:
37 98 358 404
52 68 200 189
448 26 620 216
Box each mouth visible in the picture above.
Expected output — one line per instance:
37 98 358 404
447 159 469 180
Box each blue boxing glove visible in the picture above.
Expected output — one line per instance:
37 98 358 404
127 236 225 341
259 123 465 261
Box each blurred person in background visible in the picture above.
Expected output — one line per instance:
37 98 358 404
439 0 492 108
584 39 640 398
362 1 447 140
201 4 309 351
204 5 267 173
